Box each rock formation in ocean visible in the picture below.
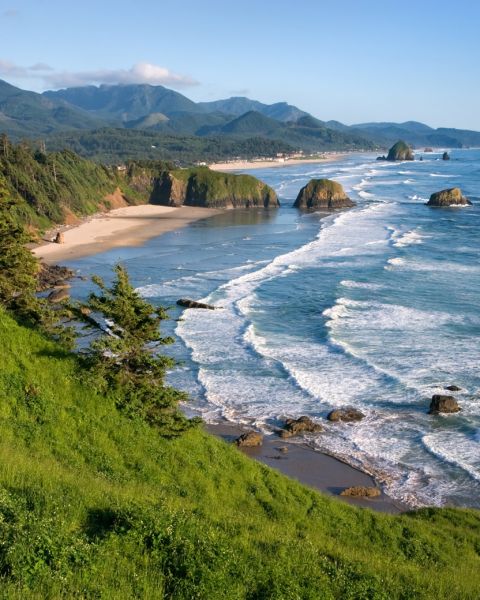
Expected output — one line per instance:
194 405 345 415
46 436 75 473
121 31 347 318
424 147 433 152
327 407 365 422
293 179 356 210
445 385 462 392
426 187 471 207
177 298 216 310
151 166 279 209
386 140 414 161
279 416 323 438
442 151 450 160
428 395 461 414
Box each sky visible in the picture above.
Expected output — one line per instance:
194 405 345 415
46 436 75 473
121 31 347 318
1 0 479 129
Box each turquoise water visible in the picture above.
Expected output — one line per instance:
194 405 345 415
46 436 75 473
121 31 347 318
66 150 480 508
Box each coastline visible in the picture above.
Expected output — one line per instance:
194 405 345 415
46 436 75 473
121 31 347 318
209 153 347 171
32 204 225 263
208 422 408 514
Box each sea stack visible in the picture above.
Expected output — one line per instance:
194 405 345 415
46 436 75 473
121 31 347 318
427 187 471 207
293 179 356 210
151 166 279 209
442 151 450 160
386 140 414 161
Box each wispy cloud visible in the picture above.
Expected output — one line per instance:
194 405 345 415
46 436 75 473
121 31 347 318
0 59 27 77
0 60 198 89
2 9 19 18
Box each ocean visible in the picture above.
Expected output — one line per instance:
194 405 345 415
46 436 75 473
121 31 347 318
66 149 480 509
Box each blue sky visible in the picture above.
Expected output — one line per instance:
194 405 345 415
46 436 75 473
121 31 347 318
1 0 479 129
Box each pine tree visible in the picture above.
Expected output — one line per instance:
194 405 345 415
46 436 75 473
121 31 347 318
82 265 193 434
0 173 39 320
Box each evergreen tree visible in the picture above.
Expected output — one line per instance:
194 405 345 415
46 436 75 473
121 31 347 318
0 173 40 320
82 265 193 434
0 173 73 346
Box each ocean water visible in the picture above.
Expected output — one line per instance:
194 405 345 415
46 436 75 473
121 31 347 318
66 149 480 509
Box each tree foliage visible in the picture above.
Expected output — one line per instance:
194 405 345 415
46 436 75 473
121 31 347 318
82 265 193 434
0 173 74 346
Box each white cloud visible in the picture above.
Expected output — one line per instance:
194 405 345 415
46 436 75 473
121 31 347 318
0 60 198 89
43 62 198 89
29 62 54 72
0 59 28 77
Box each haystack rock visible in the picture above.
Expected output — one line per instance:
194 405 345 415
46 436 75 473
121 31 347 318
293 179 355 210
427 188 471 207
386 140 414 161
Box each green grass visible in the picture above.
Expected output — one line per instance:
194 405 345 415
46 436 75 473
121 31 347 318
0 309 479 598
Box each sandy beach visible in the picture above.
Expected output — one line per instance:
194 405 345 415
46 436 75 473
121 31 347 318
33 204 225 263
208 423 407 514
210 154 347 171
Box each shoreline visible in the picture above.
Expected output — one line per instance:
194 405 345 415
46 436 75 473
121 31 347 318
207 422 409 514
32 204 225 263
209 153 347 171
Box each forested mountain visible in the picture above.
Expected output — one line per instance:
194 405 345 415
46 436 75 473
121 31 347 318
2 79 480 161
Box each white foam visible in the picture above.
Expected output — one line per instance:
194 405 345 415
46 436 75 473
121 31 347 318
393 229 425 248
422 432 480 483
340 280 382 290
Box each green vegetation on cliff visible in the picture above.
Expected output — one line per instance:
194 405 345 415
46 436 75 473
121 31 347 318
152 166 278 208
294 178 355 209
386 140 414 161
0 307 479 598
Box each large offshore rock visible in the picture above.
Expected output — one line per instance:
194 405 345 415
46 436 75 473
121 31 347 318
293 179 355 210
386 140 414 161
427 188 471 207
428 395 461 414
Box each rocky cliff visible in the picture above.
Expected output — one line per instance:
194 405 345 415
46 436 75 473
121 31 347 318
151 167 279 208
293 179 355 210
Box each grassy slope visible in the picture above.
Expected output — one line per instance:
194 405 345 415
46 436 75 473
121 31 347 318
0 309 479 599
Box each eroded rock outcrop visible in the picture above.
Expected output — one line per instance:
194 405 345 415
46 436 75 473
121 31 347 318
442 151 450 161
427 188 471 207
293 179 355 210
177 299 216 310
235 431 263 447
151 166 279 209
327 407 365 423
428 395 461 414
340 486 381 498
279 416 323 438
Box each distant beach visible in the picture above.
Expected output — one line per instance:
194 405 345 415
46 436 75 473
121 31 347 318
33 204 225 263
209 153 346 171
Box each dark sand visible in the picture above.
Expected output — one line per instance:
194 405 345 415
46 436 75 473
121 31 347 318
208 422 408 514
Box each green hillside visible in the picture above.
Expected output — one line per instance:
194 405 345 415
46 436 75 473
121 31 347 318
44 128 296 164
0 138 166 230
0 302 479 598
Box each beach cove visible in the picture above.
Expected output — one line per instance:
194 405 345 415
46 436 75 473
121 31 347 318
50 150 480 511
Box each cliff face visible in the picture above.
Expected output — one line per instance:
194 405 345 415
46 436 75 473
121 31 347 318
151 167 279 208
427 187 471 207
386 140 414 161
293 179 355 210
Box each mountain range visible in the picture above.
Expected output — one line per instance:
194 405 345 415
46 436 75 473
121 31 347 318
1 79 480 157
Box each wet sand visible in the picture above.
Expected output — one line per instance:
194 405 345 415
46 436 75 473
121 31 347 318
208 422 408 514
32 204 225 263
